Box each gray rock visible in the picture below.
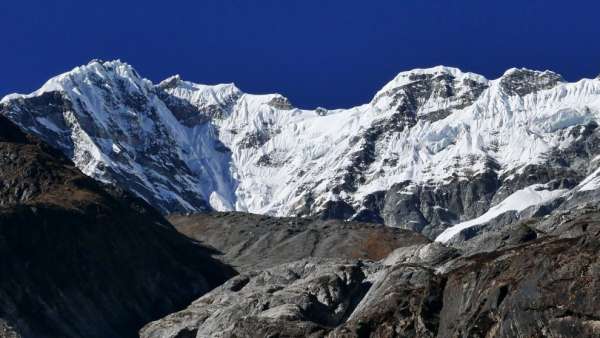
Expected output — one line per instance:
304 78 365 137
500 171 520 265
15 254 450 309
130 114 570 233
267 96 294 110
381 242 459 267
330 264 445 338
140 259 375 338
438 232 600 337
381 170 500 239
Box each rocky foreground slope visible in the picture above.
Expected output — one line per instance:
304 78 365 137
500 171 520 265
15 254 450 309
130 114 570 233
4 60 600 240
142 207 600 338
0 116 235 338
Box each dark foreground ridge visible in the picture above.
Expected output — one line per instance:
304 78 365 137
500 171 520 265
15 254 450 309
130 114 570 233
0 116 236 338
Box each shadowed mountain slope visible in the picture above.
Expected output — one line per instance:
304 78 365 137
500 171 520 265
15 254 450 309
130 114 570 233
0 116 236 338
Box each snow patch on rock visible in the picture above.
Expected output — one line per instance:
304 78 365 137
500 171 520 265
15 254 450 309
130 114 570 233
435 184 568 243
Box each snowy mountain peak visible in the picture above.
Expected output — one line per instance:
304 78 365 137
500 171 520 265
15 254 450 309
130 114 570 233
501 67 562 78
374 65 488 98
156 75 243 125
157 74 184 89
370 65 489 121
29 59 151 102
3 60 600 242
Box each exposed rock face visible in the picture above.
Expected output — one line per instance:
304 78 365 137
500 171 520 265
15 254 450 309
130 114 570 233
439 235 600 337
140 259 374 338
330 264 445 338
0 116 235 338
499 68 563 96
168 212 430 272
380 170 501 238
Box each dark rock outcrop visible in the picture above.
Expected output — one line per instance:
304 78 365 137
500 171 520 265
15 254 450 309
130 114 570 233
381 170 500 238
500 69 563 96
438 230 600 337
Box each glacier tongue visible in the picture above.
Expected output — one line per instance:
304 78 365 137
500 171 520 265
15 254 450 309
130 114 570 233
2 60 600 235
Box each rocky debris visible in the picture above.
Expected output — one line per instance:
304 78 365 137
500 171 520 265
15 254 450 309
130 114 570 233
168 212 430 272
0 116 236 338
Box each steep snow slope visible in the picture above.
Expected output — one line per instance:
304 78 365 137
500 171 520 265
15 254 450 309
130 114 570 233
1 61 236 213
2 60 600 237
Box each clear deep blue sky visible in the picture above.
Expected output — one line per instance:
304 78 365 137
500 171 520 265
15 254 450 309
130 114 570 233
1 0 599 109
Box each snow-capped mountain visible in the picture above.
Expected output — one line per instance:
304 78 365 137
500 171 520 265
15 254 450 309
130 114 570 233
3 60 600 239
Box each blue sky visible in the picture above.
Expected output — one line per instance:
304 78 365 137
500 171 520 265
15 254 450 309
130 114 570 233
1 0 599 108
